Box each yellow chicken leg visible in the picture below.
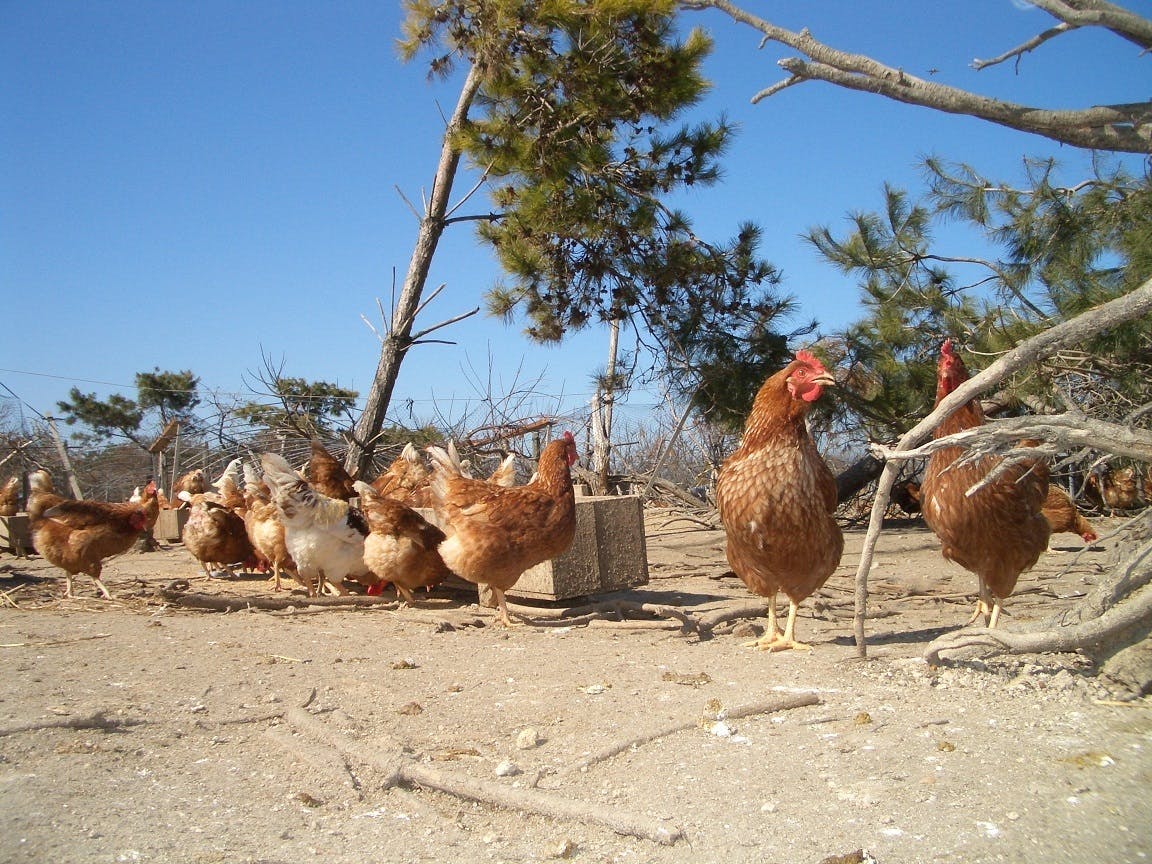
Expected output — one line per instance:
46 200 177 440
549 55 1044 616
965 580 996 627
771 597 812 652
743 595 784 650
492 587 519 628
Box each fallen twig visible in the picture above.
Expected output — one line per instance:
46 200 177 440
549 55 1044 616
279 706 682 845
564 692 820 775
507 600 702 633
0 633 112 649
695 603 769 635
0 709 146 737
159 588 399 613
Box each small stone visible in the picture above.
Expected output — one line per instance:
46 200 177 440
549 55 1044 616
1006 811 1021 821
551 838 577 859
495 760 521 777
853 712 872 726
516 727 542 750
398 702 423 715
390 658 418 670
937 740 956 752
731 622 761 638
709 721 734 738
761 802 777 813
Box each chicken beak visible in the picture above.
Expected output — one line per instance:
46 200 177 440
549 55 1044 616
813 372 837 389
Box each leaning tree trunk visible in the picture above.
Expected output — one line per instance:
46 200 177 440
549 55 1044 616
344 64 484 479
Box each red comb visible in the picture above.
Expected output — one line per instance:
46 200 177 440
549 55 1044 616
562 430 575 443
794 349 826 371
941 338 954 356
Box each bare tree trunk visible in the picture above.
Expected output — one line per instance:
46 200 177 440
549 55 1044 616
45 417 83 499
590 317 621 494
344 64 485 479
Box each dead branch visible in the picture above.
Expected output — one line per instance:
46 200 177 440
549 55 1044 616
925 580 1152 666
695 602 771 635
565 692 820 775
874 412 1152 465
0 710 146 737
851 279 1152 659
158 587 399 613
507 599 702 633
0 633 112 649
681 0 1152 153
280 706 682 845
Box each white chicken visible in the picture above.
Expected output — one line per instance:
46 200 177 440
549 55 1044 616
259 452 371 596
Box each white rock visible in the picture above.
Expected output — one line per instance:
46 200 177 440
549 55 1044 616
495 760 521 777
516 727 542 750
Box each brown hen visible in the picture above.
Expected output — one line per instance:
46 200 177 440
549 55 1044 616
427 433 578 627
919 339 1050 629
716 350 843 651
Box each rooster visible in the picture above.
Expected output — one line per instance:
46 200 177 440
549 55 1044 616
28 469 148 598
354 480 451 604
919 339 1050 629
716 350 843 651
1041 485 1098 545
260 452 371 596
426 433 579 627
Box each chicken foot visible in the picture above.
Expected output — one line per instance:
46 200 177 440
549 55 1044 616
65 566 114 600
742 595 812 652
964 580 1003 629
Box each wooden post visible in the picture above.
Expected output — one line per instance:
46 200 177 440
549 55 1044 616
45 417 84 500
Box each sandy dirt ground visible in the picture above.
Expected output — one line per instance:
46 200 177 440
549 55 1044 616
0 510 1149 864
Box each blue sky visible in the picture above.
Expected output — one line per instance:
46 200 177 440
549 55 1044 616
1 1 1146 436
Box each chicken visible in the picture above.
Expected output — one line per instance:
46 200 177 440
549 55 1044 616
715 350 843 652
135 480 161 533
306 439 356 501
260 452 371 596
0 476 20 517
241 461 297 591
178 490 256 579
354 480 451 604
171 469 207 507
427 432 579 627
27 470 148 598
27 469 65 519
211 458 246 512
1041 486 1098 544
372 442 433 506
919 339 1050 629
1086 466 1141 516
890 480 922 516
486 453 518 487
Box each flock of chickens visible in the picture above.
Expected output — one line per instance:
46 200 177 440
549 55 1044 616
10 434 578 625
3 339 1141 645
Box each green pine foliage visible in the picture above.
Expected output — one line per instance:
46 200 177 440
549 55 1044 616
401 0 799 426
810 157 1152 441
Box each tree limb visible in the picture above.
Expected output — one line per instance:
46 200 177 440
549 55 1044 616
681 0 1152 153
924 580 1152 666
280 707 683 845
